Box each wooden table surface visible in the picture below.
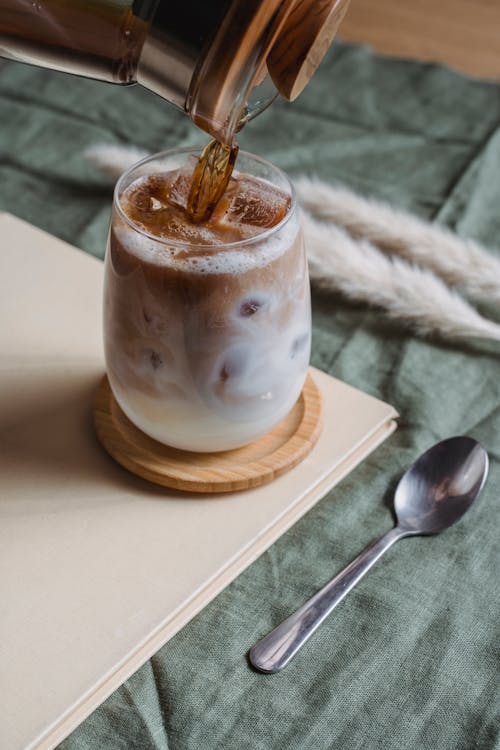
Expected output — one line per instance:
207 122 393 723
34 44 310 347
339 0 500 80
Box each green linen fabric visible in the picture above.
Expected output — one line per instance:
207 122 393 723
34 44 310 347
1 42 499 750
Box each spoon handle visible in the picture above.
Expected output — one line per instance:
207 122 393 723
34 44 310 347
249 526 404 673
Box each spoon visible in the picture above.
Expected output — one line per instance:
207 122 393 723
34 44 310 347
249 436 488 673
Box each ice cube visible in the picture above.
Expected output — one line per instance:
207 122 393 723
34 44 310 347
124 161 200 218
237 294 269 318
125 175 170 215
167 156 198 211
155 215 220 246
217 174 291 233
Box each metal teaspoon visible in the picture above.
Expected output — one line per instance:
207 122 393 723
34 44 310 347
249 436 489 673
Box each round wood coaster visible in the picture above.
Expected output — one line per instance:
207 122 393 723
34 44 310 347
93 373 322 494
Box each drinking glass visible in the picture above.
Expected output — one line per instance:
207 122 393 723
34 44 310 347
104 148 311 451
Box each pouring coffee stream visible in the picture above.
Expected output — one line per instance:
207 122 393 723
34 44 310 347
186 138 240 223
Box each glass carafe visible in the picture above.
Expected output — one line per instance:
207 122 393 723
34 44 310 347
0 0 351 143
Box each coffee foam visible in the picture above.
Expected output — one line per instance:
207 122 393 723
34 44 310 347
116 180 298 275
115 216 298 275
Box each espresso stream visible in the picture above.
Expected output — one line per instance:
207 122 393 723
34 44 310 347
187 139 239 223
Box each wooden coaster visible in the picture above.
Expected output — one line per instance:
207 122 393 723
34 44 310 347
93 373 322 494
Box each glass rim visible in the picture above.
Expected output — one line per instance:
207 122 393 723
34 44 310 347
113 146 297 251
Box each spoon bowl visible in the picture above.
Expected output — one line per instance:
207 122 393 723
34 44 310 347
395 436 489 534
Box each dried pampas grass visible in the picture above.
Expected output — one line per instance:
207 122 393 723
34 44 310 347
86 143 149 180
84 142 500 345
303 212 500 342
295 177 500 306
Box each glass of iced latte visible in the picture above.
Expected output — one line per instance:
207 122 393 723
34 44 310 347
104 148 311 452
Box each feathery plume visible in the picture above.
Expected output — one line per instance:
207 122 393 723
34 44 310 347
303 212 500 342
85 143 149 180
295 177 500 305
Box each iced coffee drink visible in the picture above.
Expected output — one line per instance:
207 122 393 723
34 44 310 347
104 149 311 451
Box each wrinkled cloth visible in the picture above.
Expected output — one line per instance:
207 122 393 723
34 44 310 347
0 42 499 750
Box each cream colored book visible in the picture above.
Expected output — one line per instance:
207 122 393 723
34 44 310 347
0 213 398 750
